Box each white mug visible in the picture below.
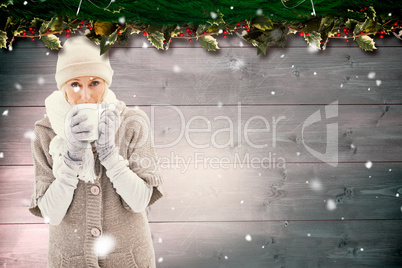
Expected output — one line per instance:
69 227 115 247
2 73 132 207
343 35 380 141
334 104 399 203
75 103 104 141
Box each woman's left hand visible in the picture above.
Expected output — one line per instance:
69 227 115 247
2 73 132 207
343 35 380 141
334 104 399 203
95 103 120 162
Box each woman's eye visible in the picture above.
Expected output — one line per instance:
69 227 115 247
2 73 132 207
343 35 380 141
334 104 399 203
71 82 80 88
91 81 100 86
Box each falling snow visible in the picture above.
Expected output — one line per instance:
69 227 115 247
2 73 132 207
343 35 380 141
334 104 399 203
24 131 35 141
158 257 164 263
307 233 311 237
15 83 22 91
119 17 126 24
314 72 317 75
23 1 28 5
38 77 45 85
397 193 400 197
245 234 252 241
368 72 376 79
376 80 382 86
240 200 244 204
46 52 50 56
326 199 337 211
271 91 275 95
94 234 116 258
73 86 80 93
2 110 8 116
230 6 234 9
210 12 217 19
173 65 181 73
368 88 371 91
340 84 344 88
224 256 228 260
0 152 3 158
158 238 163 243
256 9 263 16
310 179 322 191
280 54 285 58
389 169 392 172
365 161 373 169
142 42 148 48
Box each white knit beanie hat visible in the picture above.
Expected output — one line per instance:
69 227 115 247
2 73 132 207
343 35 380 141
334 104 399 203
55 36 114 90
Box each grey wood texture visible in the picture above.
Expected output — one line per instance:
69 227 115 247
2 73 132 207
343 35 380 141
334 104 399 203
0 34 401 267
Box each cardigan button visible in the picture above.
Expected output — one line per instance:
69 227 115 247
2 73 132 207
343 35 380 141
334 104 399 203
91 227 101 237
90 185 100 195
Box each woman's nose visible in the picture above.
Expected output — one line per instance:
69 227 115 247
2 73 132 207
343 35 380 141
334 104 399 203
80 86 91 102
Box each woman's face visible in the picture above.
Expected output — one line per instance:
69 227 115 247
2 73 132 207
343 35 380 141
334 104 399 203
64 76 106 105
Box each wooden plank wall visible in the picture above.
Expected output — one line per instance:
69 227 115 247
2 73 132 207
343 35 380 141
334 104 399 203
0 33 401 267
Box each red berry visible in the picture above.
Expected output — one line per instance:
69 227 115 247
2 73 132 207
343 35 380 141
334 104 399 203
149 33 152 36
223 35 226 38
326 39 329 43
237 22 241 26
189 39 192 42
360 31 364 34
31 31 35 34
22 32 26 36
119 25 122 29
117 30 121 35
346 39 349 42
186 28 190 32
163 40 166 44
12 38 15 41
223 30 227 34
46 30 50 33
380 35 384 38
170 39 172 42
343 28 347 32
29 27 33 31
6 39 9 43
246 29 250 32
337 33 341 37
345 31 349 35
244 25 248 28
364 7 367 10
80 21 84 25
380 30 384 34
31 37 35 41
360 9 363 12
179 33 184 37
394 22 398 26
87 24 91 27
203 31 207 34
89 27 93 31
66 29 71 33
143 32 147 36
66 33 69 37
320 40 323 44
300 32 304 36
306 33 310 36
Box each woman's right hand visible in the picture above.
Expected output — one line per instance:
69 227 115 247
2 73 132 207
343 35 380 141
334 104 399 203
64 106 92 161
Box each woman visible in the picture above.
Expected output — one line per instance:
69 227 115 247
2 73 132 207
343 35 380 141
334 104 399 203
28 36 164 267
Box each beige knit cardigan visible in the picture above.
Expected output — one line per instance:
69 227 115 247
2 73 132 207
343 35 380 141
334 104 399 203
29 100 164 268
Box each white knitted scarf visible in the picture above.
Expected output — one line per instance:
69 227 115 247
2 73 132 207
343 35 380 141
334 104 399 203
45 89 120 183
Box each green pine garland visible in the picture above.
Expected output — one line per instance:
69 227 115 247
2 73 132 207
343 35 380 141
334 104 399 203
0 0 401 54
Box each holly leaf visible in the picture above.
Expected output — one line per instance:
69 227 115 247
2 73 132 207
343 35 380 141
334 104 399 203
364 6 376 21
207 11 225 26
31 18 44 29
251 16 273 30
198 35 219 51
304 31 321 49
41 34 62 50
303 17 321 33
345 19 358 31
147 31 164 49
0 0 13 7
162 25 178 49
94 21 113 36
356 35 376 51
100 29 118 55
40 17 62 34
0 30 7 49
